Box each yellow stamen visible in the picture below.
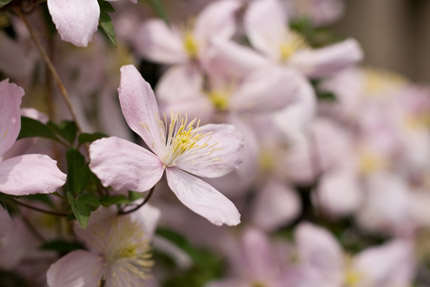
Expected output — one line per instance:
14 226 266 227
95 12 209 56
364 68 406 96
208 91 229 111
280 31 309 62
183 30 199 59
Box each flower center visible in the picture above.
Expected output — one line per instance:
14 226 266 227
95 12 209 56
161 113 215 167
208 90 229 111
279 31 309 62
364 69 406 96
183 30 199 59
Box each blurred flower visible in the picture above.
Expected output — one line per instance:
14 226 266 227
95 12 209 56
47 205 159 287
89 65 243 226
0 79 66 196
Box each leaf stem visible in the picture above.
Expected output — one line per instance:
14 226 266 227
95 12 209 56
13 6 83 135
11 198 69 217
118 185 156 215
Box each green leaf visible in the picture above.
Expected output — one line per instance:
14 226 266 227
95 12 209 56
78 193 100 208
66 148 92 195
78 132 107 145
141 0 169 24
18 117 59 142
40 239 85 254
317 92 337 102
128 191 144 202
47 120 78 144
99 12 117 46
100 195 130 206
0 0 12 7
67 192 92 228
98 0 115 13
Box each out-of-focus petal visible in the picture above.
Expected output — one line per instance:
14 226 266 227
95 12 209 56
118 65 165 155
47 0 100 47
231 67 298 113
253 180 301 231
89 137 164 192
159 95 215 125
156 64 203 101
316 169 362 217
244 0 288 60
272 76 316 141
0 154 66 196
290 39 363 78
193 0 241 44
153 236 192 269
135 19 187 64
294 222 343 285
166 167 240 226
176 124 244 178
353 240 415 287
47 250 103 287
0 79 24 156
0 207 11 239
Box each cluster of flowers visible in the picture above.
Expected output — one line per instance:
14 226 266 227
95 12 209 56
0 0 429 286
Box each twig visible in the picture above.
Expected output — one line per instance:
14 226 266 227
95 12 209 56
13 6 83 134
118 186 156 215
11 198 69 217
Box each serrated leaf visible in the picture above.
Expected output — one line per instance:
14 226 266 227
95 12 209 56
67 192 92 228
66 148 92 195
47 120 78 144
0 0 12 7
98 0 115 13
78 132 107 145
18 116 60 142
99 12 117 46
100 195 130 206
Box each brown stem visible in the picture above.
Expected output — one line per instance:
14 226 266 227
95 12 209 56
14 7 83 134
11 198 69 217
118 185 156 216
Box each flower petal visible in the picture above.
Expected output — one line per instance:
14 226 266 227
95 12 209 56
0 154 66 196
193 0 241 44
230 66 298 112
0 79 24 157
0 207 11 239
89 136 164 192
290 38 363 78
118 65 165 155
205 39 269 82
47 0 100 47
244 0 288 60
176 124 244 178
156 64 203 101
135 19 187 64
166 167 240 226
252 180 301 231
47 250 103 287
295 222 343 284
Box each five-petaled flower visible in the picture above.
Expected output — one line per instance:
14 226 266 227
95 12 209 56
89 65 243 226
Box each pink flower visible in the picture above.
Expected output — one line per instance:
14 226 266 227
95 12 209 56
89 65 243 226
47 0 136 47
47 205 160 287
0 79 66 196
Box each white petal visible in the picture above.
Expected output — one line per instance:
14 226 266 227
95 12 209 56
47 0 100 47
89 137 164 192
166 167 240 226
47 250 103 287
176 124 244 178
0 154 66 196
244 0 288 60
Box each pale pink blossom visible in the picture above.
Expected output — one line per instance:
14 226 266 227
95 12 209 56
47 0 136 47
89 65 243 226
0 79 66 195
47 205 159 287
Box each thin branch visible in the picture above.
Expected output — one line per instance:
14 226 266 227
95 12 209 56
11 198 69 217
118 186 156 216
13 6 83 134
